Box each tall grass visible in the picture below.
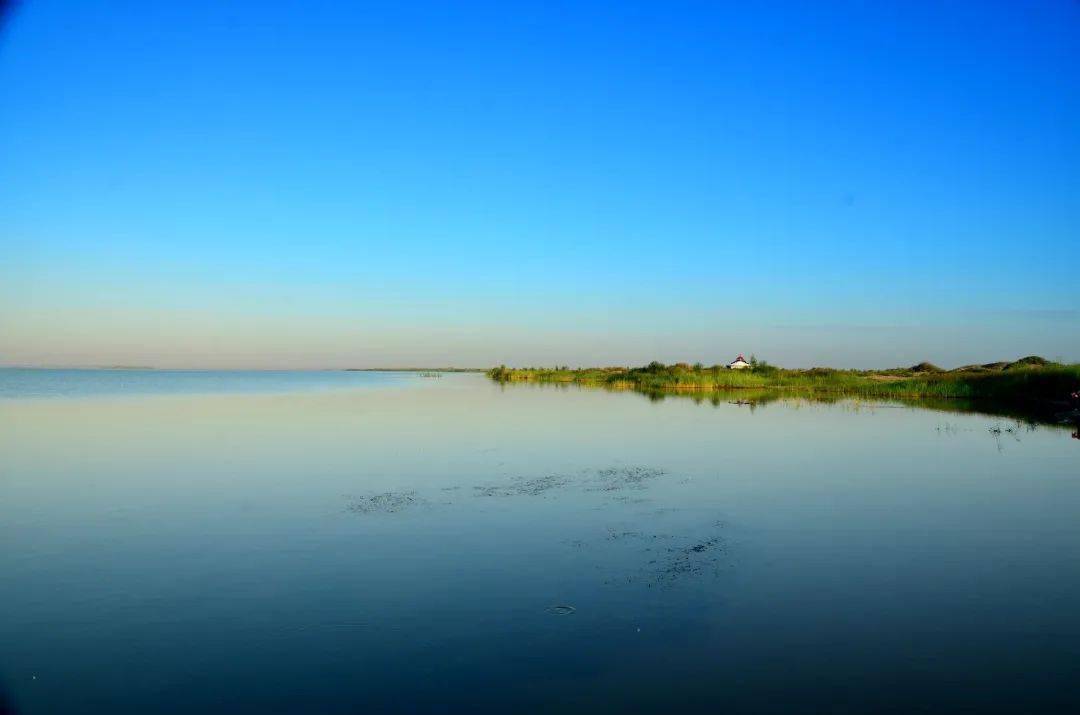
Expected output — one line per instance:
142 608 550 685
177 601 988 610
487 362 1080 406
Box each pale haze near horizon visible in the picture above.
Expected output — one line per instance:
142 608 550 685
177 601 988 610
2 2 1078 370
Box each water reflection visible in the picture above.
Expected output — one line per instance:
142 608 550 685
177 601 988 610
2 373 1079 713
504 378 1077 433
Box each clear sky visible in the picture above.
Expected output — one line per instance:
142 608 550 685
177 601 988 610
1 1 1077 369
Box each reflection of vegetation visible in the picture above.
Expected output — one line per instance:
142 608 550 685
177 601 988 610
488 358 1080 426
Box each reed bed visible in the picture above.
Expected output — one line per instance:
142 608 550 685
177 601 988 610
487 360 1080 407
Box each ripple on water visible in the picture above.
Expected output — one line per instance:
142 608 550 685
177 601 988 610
345 491 425 514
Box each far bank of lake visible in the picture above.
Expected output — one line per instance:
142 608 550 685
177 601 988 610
488 358 1080 427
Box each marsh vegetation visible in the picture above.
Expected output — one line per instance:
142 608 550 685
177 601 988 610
488 357 1080 425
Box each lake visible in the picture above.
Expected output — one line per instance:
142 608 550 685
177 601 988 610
1 369 1078 714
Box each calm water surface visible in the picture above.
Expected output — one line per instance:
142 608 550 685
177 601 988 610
1 370 1078 713
0 368 415 399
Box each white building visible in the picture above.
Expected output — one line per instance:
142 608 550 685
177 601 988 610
728 354 751 370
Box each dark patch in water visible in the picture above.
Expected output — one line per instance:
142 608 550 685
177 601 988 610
588 466 666 492
612 495 652 505
547 604 576 615
594 521 731 588
345 491 425 514
342 466 731 588
473 474 573 497
469 465 668 499
656 534 728 584
605 529 675 543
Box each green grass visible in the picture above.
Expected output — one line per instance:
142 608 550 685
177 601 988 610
487 359 1080 419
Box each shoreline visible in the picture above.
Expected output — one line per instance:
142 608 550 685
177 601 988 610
487 360 1080 426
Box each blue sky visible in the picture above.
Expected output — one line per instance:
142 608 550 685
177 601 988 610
1 0 1078 368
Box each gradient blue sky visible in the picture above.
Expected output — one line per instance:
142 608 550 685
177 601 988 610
2 1 1078 368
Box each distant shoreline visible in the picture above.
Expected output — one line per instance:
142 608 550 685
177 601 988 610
487 358 1080 425
0 366 487 373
